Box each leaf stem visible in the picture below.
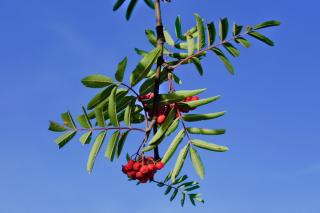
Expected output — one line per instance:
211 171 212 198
74 126 146 133
169 30 251 70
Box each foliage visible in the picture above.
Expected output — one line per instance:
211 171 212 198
49 0 280 207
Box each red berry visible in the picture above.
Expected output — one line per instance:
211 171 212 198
127 160 134 170
140 165 149 174
147 163 156 172
122 165 128 174
133 162 142 171
127 171 136 179
135 172 143 179
155 162 164 170
147 93 155 99
157 114 166 124
140 178 148 183
191 96 199 101
146 156 153 161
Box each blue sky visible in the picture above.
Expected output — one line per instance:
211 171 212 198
0 0 319 212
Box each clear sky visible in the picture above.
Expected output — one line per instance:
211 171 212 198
0 0 319 212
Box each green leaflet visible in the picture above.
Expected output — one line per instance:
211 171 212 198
55 131 77 148
187 128 226 135
185 185 201 192
87 131 107 173
79 131 92 145
177 95 220 109
182 111 226 122
233 23 243 36
171 143 190 182
108 87 119 127
116 130 130 158
181 193 186 207
169 52 188 59
192 139 229 152
130 46 162 86
162 129 186 164
165 118 180 137
187 35 194 56
254 20 281 30
61 111 76 129
81 74 114 88
113 0 126 11
175 16 186 41
219 17 229 41
145 29 157 46
134 48 148 56
174 42 188 50
195 13 205 51
95 107 106 127
87 84 116 110
164 186 172 195
126 0 138 20
142 144 157 152
191 58 203 76
149 108 177 145
48 121 67 132
170 189 178 202
105 131 120 161
172 74 182 84
223 42 240 57
248 31 275 46
143 0 155 9
190 147 205 179
124 100 134 127
76 107 92 128
207 22 216 45
235 37 251 48
211 47 234 75
164 30 175 46
115 57 128 82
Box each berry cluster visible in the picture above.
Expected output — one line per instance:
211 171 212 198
140 92 199 124
122 157 164 183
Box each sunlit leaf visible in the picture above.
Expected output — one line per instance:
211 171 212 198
61 111 76 129
162 129 186 164
211 47 234 74
115 57 128 82
48 121 67 132
117 130 130 158
81 74 113 88
195 13 206 50
171 144 190 182
79 131 92 145
87 131 106 173
187 128 226 135
130 46 162 86
55 131 77 148
182 111 226 122
190 147 205 179
105 131 120 161
192 139 229 152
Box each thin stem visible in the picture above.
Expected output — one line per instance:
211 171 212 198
170 31 250 70
151 179 188 195
75 126 146 133
151 0 165 160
